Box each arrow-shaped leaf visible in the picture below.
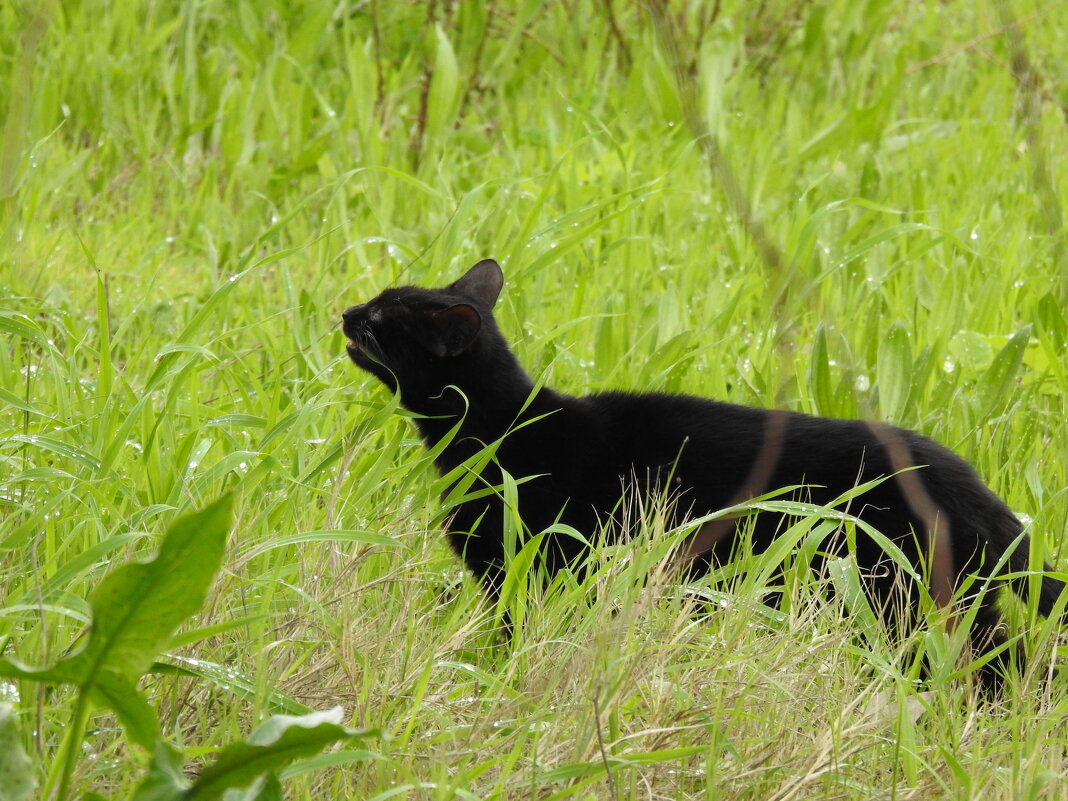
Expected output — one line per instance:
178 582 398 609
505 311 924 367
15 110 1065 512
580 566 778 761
0 496 233 748
191 708 373 800
130 708 376 801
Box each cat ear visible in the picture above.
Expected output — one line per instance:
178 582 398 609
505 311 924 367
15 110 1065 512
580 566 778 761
449 259 504 308
431 304 482 356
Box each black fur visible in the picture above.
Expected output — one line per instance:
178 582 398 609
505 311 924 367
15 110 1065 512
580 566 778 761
343 259 1063 686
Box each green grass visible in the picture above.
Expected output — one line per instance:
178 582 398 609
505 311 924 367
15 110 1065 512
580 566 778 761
2 0 1067 798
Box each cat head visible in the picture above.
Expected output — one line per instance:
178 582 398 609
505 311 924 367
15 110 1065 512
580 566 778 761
341 259 506 409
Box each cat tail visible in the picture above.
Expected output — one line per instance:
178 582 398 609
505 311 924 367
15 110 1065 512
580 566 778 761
996 507 1068 621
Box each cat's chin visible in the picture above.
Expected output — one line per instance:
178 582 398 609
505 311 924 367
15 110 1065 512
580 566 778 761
346 346 398 393
346 340 370 366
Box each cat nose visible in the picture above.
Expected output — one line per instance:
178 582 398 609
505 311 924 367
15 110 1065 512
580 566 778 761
342 304 365 323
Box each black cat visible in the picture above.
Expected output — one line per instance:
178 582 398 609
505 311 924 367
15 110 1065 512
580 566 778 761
342 258 1063 686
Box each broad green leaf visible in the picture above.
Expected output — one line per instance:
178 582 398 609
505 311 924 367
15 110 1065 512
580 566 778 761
699 32 736 133
150 658 311 716
0 705 35 801
185 708 375 801
644 330 694 388
129 740 185 801
1035 291 1066 349
92 676 159 750
948 330 994 371
66 495 233 679
223 772 283 801
425 24 460 142
807 324 834 415
285 2 332 63
877 321 911 422
978 325 1030 417
0 496 233 747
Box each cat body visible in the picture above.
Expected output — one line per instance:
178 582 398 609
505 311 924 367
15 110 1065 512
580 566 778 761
342 259 1063 683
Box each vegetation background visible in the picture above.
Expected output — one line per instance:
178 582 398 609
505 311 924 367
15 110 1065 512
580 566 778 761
1 0 1067 798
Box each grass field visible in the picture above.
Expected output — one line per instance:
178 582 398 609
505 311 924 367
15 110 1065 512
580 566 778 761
2 1 1067 798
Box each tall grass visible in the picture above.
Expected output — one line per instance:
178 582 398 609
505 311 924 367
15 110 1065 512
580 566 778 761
1 0 1066 798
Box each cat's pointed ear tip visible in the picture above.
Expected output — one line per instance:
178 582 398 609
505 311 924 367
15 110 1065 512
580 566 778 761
452 258 504 307
473 257 504 277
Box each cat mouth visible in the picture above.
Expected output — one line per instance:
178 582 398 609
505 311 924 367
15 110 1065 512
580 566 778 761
345 338 379 367
346 339 369 362
343 320 385 366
